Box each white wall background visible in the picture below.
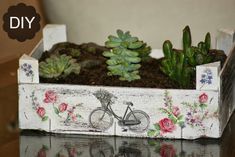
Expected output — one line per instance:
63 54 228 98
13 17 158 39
42 0 235 49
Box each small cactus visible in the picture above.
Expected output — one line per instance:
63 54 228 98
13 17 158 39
183 26 192 51
103 29 150 81
183 26 212 66
160 40 192 88
161 26 215 88
39 54 80 79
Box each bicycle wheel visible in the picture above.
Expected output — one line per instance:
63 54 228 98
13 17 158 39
126 110 150 133
89 108 113 131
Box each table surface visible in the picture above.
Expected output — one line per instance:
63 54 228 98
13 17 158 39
0 60 235 157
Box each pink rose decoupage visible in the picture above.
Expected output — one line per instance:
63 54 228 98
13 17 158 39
147 90 216 137
148 90 185 137
30 90 83 125
182 93 217 129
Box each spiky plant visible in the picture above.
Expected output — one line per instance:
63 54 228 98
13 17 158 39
160 40 193 88
39 54 80 79
161 26 215 88
183 26 212 66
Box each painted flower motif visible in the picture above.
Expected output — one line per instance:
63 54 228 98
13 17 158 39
63 105 83 124
44 90 57 103
200 68 213 85
148 91 185 137
199 93 208 104
172 106 180 117
37 107 46 118
31 92 82 123
21 63 34 79
159 118 176 133
72 115 77 122
185 113 203 127
68 107 75 115
58 103 68 112
160 144 176 157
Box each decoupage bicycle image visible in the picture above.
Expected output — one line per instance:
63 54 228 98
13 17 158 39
89 89 150 133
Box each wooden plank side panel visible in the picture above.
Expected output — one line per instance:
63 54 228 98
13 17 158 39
220 46 235 135
19 84 219 139
30 40 43 60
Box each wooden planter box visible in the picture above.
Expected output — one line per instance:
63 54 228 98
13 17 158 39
18 25 235 139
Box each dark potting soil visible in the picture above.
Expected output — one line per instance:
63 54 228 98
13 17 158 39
39 42 226 89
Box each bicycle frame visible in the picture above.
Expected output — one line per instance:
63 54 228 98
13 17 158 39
102 101 137 121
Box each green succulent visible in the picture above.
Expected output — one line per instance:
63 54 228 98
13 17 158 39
103 30 146 81
69 48 81 58
105 29 151 61
183 26 212 66
103 47 141 82
160 40 193 88
39 54 80 79
160 26 214 88
86 46 96 54
135 42 152 61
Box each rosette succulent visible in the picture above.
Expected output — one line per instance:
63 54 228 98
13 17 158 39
39 54 80 79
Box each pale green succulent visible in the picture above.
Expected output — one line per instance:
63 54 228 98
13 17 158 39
103 48 141 81
105 29 151 61
39 54 80 79
103 30 147 81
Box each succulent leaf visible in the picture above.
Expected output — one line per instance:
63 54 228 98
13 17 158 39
117 29 125 39
163 40 173 59
105 41 121 48
128 41 143 49
183 25 192 50
135 43 151 61
205 32 211 51
108 35 122 42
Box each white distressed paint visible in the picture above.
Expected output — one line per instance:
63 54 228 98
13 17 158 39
216 29 235 55
19 54 39 83
19 83 220 139
196 62 220 91
43 24 67 51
